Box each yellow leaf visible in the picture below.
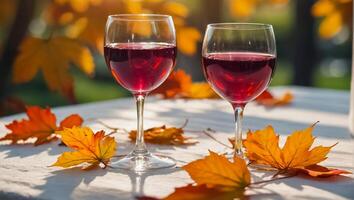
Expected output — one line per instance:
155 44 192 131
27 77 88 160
243 124 351 177
128 125 196 145
52 127 116 169
162 184 245 200
177 27 201 56
184 82 219 99
125 0 143 14
312 0 335 17
319 11 343 39
183 151 250 189
243 126 284 168
244 126 332 170
55 0 102 12
12 36 94 101
229 0 256 18
163 2 189 18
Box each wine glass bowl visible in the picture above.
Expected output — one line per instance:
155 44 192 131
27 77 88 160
202 23 276 157
104 14 177 171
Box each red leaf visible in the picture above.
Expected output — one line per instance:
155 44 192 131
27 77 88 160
298 164 352 177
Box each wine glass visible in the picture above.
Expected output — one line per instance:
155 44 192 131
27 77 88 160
202 23 276 158
104 14 177 171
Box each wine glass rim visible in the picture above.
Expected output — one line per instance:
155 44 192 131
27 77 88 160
108 14 172 21
207 23 273 30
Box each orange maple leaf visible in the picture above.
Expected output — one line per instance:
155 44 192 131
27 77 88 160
152 151 250 200
312 0 352 39
128 125 196 145
183 151 250 189
153 69 192 99
153 69 218 99
52 126 116 169
255 90 293 107
183 82 219 99
0 106 83 145
139 184 243 200
12 36 94 102
243 124 351 177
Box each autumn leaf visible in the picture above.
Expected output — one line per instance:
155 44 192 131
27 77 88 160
243 124 351 177
312 0 352 39
155 151 250 200
229 0 288 18
183 82 219 99
153 69 192 99
0 106 83 145
129 125 196 145
140 184 243 200
153 69 218 99
176 27 201 56
54 0 102 13
47 0 201 55
299 164 352 178
52 126 116 169
13 36 94 102
255 90 293 107
183 151 250 189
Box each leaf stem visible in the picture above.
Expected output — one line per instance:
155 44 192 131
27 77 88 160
202 129 233 149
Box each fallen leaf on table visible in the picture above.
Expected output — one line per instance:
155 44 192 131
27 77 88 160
183 151 250 188
153 69 192 99
255 90 293 107
183 82 219 99
153 69 219 99
243 124 351 177
0 106 83 145
52 126 116 169
153 151 250 199
129 125 197 145
139 184 242 200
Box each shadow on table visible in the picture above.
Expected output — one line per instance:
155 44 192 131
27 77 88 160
259 173 354 199
36 166 181 200
117 167 182 198
36 167 132 200
0 142 68 159
147 105 352 140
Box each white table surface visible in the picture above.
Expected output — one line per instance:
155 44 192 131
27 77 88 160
0 86 353 200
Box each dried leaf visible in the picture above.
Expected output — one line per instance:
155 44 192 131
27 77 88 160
153 69 192 99
153 69 219 99
129 125 196 145
52 127 116 169
183 151 250 189
255 90 293 107
141 184 244 200
176 27 201 56
0 106 83 145
243 124 351 177
298 165 352 177
183 82 219 99
47 0 201 55
13 36 94 101
312 0 352 39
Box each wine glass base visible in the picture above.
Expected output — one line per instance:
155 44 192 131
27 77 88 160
110 152 176 172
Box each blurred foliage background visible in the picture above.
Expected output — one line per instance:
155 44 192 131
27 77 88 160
0 0 352 116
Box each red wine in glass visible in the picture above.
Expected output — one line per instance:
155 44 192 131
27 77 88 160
104 42 177 94
202 52 276 107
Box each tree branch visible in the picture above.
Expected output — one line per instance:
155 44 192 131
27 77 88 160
0 0 36 100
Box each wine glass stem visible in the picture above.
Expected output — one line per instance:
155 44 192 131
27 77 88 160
133 94 148 155
233 106 244 158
